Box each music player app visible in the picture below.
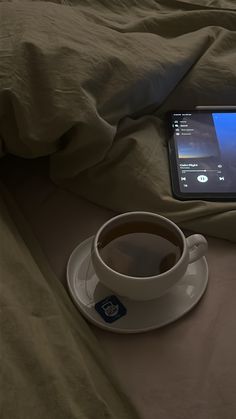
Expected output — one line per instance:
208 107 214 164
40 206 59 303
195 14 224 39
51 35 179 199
172 112 236 193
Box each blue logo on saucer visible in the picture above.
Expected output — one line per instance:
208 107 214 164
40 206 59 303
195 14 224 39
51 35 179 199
95 296 127 323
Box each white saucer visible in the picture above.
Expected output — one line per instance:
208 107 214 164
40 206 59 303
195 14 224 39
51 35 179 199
67 237 209 334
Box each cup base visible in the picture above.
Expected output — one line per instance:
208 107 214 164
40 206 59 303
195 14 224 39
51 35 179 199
67 237 209 334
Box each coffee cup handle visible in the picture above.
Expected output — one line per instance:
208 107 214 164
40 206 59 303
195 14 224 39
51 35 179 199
186 234 208 264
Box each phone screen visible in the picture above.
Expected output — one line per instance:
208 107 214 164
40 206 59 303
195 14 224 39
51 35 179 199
170 111 236 194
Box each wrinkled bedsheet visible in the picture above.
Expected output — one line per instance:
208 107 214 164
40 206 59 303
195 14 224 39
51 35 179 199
2 155 236 419
1 0 236 240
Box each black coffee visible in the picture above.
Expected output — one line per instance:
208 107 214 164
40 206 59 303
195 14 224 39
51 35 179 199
98 221 182 277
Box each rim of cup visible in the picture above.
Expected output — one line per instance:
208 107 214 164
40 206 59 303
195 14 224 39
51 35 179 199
93 211 187 280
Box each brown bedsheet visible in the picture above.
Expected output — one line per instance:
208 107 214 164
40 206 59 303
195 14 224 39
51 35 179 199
1 156 236 419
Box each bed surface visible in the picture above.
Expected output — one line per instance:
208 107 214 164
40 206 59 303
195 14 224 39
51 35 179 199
1 1 236 416
1 156 236 419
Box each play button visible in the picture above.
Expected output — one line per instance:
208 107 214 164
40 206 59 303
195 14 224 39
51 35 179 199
197 175 208 183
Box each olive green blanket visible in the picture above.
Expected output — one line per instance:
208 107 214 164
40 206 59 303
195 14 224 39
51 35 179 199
0 188 139 418
1 0 236 241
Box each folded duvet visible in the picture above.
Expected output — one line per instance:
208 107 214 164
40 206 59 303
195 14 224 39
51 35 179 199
1 0 236 241
0 189 139 419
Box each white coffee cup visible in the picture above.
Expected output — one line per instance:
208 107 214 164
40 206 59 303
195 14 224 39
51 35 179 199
91 211 208 301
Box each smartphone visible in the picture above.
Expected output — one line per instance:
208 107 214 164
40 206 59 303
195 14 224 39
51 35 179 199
168 110 236 201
